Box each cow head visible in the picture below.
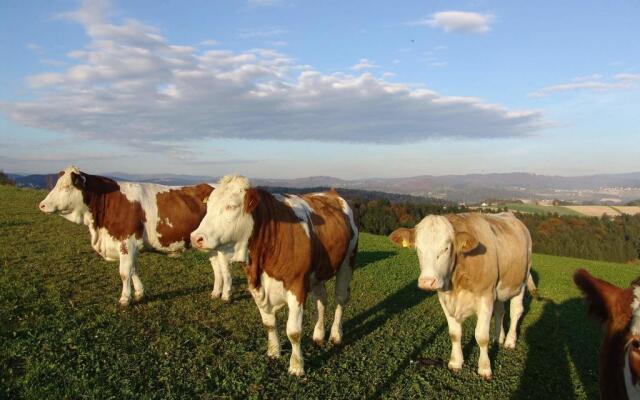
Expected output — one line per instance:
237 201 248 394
414 215 478 291
190 174 256 262
38 165 89 224
573 269 640 399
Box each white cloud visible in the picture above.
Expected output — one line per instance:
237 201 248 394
198 39 219 47
27 43 45 54
411 11 494 34
1 0 544 151
237 27 287 38
530 73 640 97
351 58 378 71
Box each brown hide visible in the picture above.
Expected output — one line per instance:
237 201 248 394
156 184 214 247
244 189 355 303
73 172 146 241
574 269 640 400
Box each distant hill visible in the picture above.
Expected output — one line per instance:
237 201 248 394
7 170 640 203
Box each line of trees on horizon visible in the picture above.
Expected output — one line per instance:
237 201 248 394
348 197 640 264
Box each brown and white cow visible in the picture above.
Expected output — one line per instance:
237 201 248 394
414 212 536 379
190 175 358 376
389 227 415 248
38 165 232 305
573 269 640 400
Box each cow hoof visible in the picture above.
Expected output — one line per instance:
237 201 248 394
448 361 463 372
267 347 281 359
313 338 325 347
329 335 342 345
134 292 144 302
478 367 492 380
221 293 231 302
504 338 516 349
118 297 130 307
210 291 222 299
288 367 305 377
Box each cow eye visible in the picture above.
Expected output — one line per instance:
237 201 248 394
632 339 640 350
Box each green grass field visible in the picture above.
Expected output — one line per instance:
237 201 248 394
1 185 639 399
504 203 583 216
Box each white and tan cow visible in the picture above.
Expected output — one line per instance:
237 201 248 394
414 212 536 379
38 166 233 306
190 175 358 376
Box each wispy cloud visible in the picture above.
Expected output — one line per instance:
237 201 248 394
237 27 287 38
351 58 378 71
198 39 219 47
26 43 45 54
530 73 640 97
410 11 494 34
1 0 544 152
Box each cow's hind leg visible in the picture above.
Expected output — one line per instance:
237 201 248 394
118 242 137 307
330 263 353 345
258 307 280 358
504 286 525 349
476 299 494 379
209 253 223 299
286 291 305 376
311 281 327 346
493 300 505 345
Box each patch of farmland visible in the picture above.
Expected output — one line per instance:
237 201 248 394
565 205 621 217
612 206 640 215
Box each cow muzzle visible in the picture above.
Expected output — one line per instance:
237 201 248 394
38 201 54 213
190 233 207 250
418 276 441 291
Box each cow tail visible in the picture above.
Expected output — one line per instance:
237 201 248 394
526 273 538 299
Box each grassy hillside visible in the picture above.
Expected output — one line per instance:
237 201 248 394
1 185 639 399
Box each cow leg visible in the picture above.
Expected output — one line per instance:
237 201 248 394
504 286 525 349
311 281 327 346
217 252 232 302
131 262 144 302
438 295 463 371
286 291 305 376
330 263 353 345
258 307 280 358
475 299 493 379
209 253 222 299
493 300 505 345
118 243 136 307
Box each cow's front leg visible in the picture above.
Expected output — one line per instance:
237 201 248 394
286 291 304 376
209 254 223 299
257 307 280 358
475 299 494 379
438 295 463 371
217 252 232 301
118 241 137 307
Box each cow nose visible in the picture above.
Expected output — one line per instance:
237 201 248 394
190 233 205 249
39 202 46 210
418 277 440 291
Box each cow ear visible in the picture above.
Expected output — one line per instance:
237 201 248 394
573 269 624 324
243 188 260 214
58 170 65 178
70 172 86 189
455 231 478 253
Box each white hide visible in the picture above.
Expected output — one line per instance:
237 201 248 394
415 215 456 290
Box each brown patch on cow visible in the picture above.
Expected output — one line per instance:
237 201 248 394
445 213 531 296
74 172 146 241
244 189 356 303
264 324 275 332
573 269 636 400
288 332 301 344
155 184 214 248
630 341 640 385
120 242 128 255
389 227 415 248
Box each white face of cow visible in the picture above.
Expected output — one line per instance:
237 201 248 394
414 215 478 291
38 165 88 224
190 175 255 261
414 215 456 291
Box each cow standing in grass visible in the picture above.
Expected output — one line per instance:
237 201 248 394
190 175 358 376
38 165 233 306
414 212 536 379
574 269 640 400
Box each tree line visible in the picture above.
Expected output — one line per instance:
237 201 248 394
347 197 640 263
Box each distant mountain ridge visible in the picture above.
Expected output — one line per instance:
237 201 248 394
7 170 640 203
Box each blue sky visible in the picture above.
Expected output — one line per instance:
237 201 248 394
0 0 638 178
